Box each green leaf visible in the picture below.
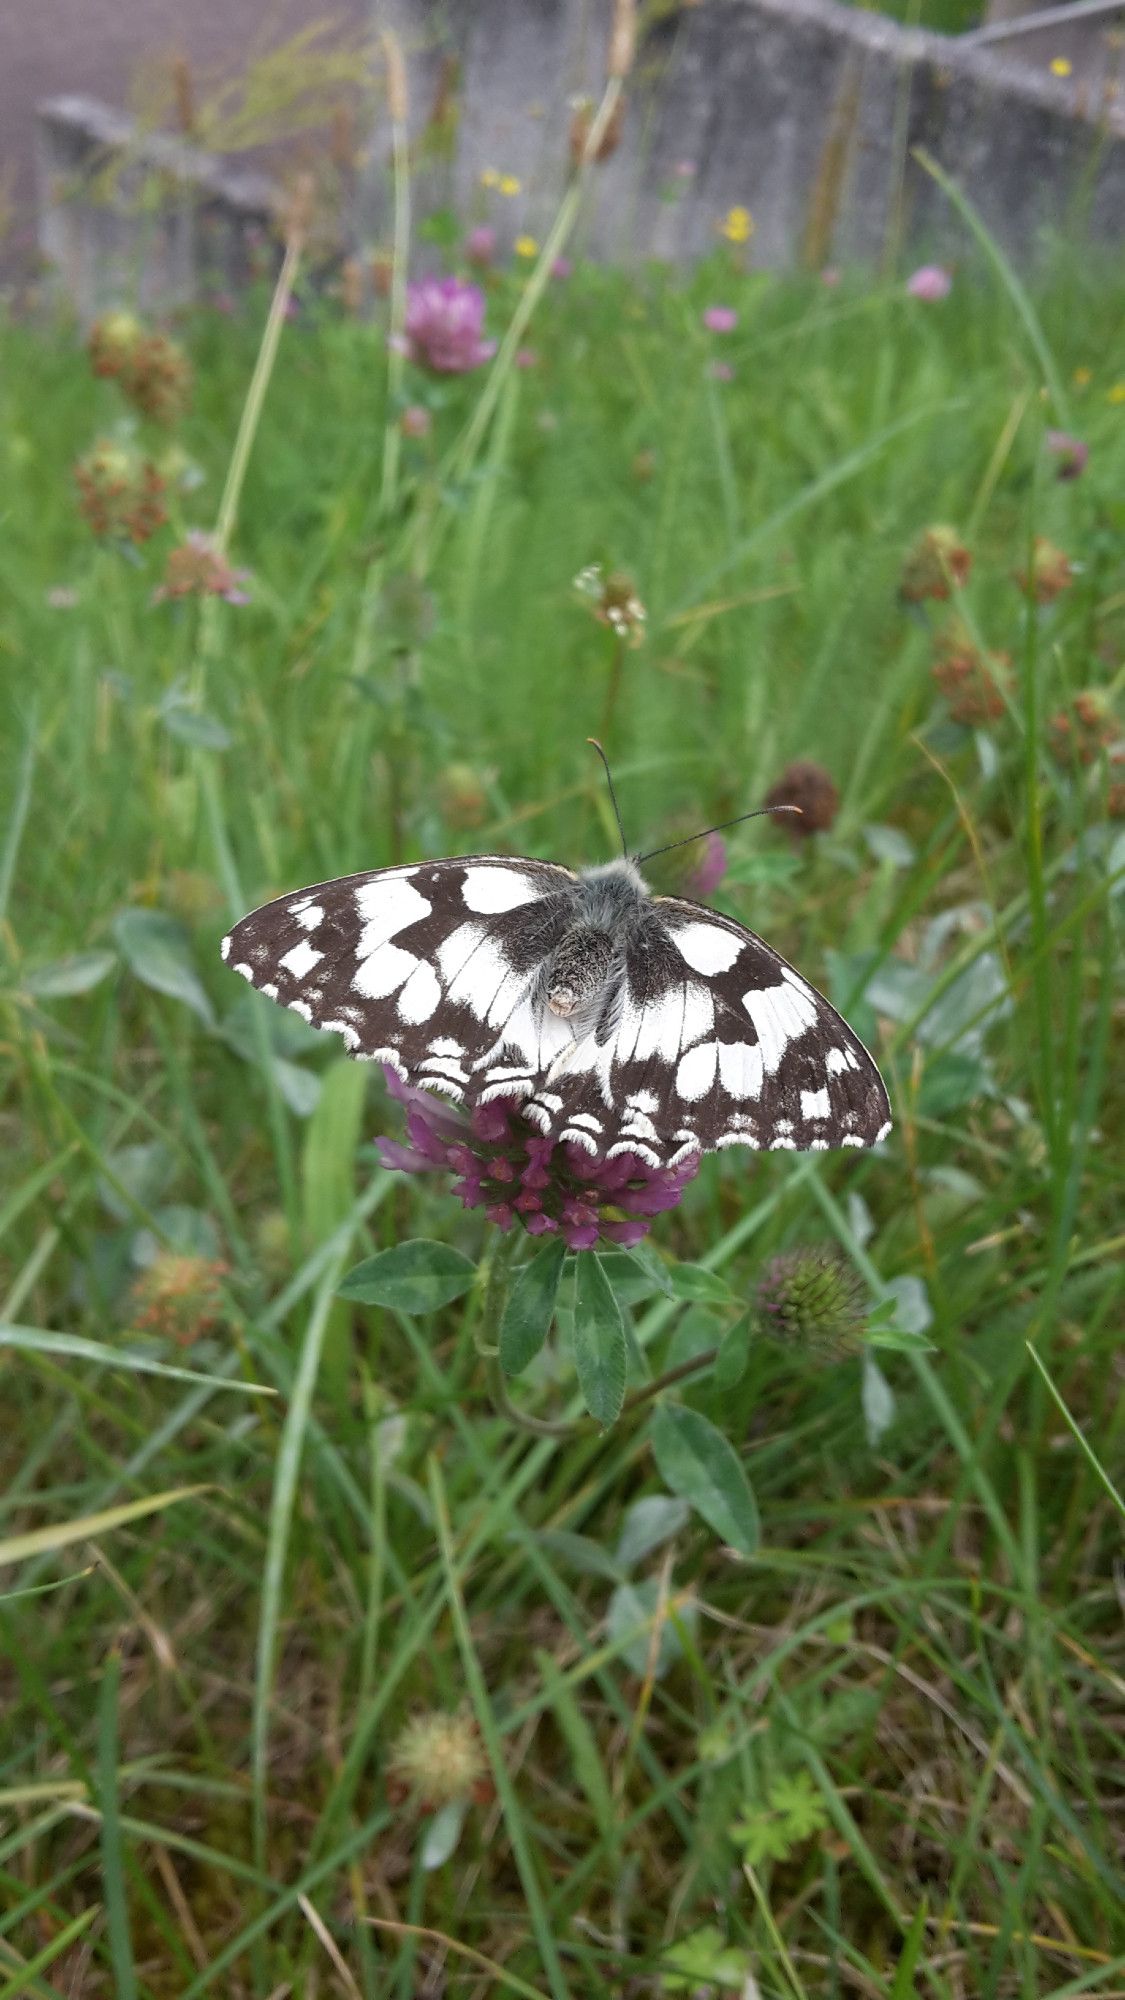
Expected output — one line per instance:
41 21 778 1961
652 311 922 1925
664 1262 736 1306
337 1241 476 1314
649 1404 760 1556
865 1324 936 1353
607 1576 695 1679
22 950 117 998
131 1204 221 1267
713 1311 751 1391
500 1237 567 1377
615 1494 690 1571
161 705 232 750
660 1924 749 1992
112 907 216 1029
420 1799 466 1871
572 1253 627 1427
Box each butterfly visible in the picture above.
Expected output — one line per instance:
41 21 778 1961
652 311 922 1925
221 848 891 1169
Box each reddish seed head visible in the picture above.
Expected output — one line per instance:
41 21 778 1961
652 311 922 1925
762 761 839 836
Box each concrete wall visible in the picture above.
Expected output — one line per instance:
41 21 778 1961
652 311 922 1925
32 0 1125 317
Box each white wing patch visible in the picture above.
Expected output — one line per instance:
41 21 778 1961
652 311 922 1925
742 977 818 1074
353 941 418 1000
460 867 542 915
671 921 743 976
355 877 432 958
279 939 323 981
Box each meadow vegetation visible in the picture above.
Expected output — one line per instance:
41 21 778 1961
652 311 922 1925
0 172 1123 1997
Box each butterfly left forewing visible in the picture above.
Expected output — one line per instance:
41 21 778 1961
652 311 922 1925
221 854 578 1098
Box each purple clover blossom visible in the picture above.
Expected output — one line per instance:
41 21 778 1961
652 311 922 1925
1045 429 1088 480
683 831 728 899
377 1067 698 1250
906 264 952 302
465 225 497 267
702 305 737 332
402 276 496 374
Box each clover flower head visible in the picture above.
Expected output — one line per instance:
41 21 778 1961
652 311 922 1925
573 563 646 645
906 264 952 302
702 305 737 333
130 1252 228 1347
87 309 144 380
551 256 573 281
899 524 972 603
377 1068 698 1249
465 224 497 266
756 1245 869 1362
74 439 168 544
386 1709 492 1812
153 531 252 605
763 760 839 837
1044 430 1088 480
403 276 496 374
1047 689 1118 768
1015 535 1073 604
931 625 1011 725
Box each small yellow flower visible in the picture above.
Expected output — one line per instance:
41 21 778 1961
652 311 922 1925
498 174 522 196
514 234 539 258
480 168 501 189
1108 382 1125 404
719 205 754 245
1073 366 1092 387
1049 56 1072 77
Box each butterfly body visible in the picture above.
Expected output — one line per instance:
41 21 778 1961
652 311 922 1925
222 849 891 1168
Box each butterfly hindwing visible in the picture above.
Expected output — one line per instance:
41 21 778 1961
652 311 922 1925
221 855 579 1096
522 895 890 1165
643 895 891 1155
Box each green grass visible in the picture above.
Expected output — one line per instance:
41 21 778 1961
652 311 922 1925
1 215 1123 1997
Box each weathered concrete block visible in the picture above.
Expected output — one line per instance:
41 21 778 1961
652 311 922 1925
36 94 276 321
34 0 1125 317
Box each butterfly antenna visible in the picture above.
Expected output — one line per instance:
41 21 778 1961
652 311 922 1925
586 738 629 858
637 804 802 865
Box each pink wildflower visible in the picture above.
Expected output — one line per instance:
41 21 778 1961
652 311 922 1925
465 225 497 267
683 831 728 900
400 404 432 438
906 264 952 302
376 1067 698 1250
403 276 496 374
153 531 252 605
1045 430 1088 480
550 257 573 281
702 305 737 333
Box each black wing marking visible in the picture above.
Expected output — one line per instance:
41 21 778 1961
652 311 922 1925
221 855 581 1101
523 895 890 1167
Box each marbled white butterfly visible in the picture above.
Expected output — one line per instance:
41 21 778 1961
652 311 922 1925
221 820 891 1167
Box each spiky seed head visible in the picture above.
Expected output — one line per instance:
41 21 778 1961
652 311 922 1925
756 1246 869 1362
386 1710 490 1811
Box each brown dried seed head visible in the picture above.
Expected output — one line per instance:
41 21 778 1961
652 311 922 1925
608 0 637 78
383 30 409 125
